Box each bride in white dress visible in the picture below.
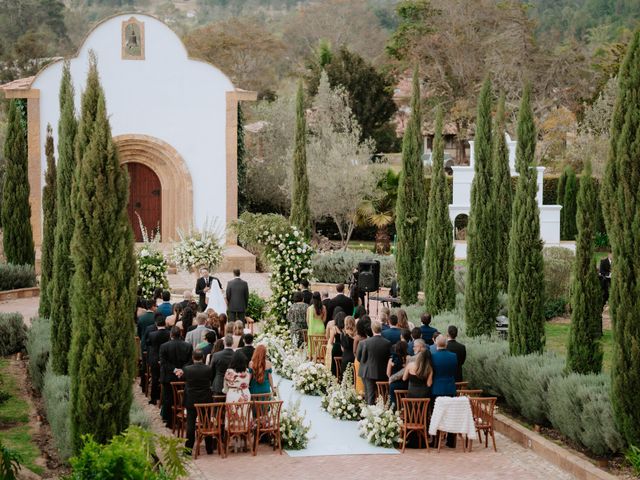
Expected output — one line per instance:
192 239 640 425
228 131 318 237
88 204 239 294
205 279 227 315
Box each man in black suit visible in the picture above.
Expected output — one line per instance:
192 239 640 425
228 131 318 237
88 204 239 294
327 283 355 321
147 316 171 405
300 279 312 305
226 269 249 322
137 301 158 392
239 333 255 361
599 252 613 306
357 320 391 405
195 267 222 312
446 325 466 382
178 350 214 454
159 327 193 427
209 334 235 395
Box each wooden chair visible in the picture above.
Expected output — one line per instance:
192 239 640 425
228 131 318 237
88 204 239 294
253 400 283 456
298 329 308 346
251 393 272 402
193 403 226 459
395 389 409 412
307 334 326 363
170 381 186 437
225 401 252 456
400 398 430 453
334 357 343 381
469 397 497 452
376 381 389 405
456 389 483 397
455 381 469 390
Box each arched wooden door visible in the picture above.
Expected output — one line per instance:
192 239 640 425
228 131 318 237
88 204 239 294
126 162 162 242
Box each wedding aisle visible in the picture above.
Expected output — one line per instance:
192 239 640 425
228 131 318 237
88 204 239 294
274 373 399 457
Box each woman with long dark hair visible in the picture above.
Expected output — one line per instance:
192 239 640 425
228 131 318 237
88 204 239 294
307 291 326 357
402 349 433 398
388 341 409 408
340 316 356 376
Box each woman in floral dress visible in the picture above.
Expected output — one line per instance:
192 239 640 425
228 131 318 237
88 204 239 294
224 351 252 450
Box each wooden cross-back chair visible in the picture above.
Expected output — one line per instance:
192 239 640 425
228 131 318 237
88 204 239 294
456 389 483 398
469 397 497 452
455 381 469 390
394 389 409 413
225 401 252 456
400 398 430 453
253 400 283 456
376 381 389 405
307 335 326 363
193 402 226 459
170 381 186 437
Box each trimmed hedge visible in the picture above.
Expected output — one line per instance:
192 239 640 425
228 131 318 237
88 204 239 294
0 263 36 291
26 317 51 392
311 251 396 287
0 313 27 356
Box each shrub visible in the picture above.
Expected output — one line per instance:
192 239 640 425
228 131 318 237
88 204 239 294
543 297 568 320
26 317 51 392
129 402 152 430
0 440 22 480
246 292 267 322
463 338 509 396
454 266 465 294
627 445 640 476
543 247 574 304
0 313 27 356
0 263 36 291
311 251 395 287
43 370 72 460
234 212 291 271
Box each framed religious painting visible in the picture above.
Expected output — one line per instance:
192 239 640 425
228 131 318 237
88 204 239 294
122 17 145 60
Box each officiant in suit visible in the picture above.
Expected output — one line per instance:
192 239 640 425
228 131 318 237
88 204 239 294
226 269 249 322
195 267 222 312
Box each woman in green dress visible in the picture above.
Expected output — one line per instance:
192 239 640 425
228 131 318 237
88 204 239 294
307 292 326 358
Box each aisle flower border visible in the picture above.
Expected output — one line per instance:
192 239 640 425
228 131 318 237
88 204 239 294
359 398 402 448
321 363 365 421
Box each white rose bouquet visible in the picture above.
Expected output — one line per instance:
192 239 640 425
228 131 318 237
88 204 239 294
255 332 290 372
172 221 224 271
292 361 335 396
279 398 311 450
322 364 364 421
358 397 402 448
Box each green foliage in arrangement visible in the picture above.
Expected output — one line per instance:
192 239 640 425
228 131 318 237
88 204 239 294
289 80 312 239
68 56 137 452
50 62 78 376
508 85 545 355
311 251 396 287
601 29 640 446
561 165 578 241
26 317 51 393
39 124 57 318
1 99 34 266
567 161 603 374
0 313 27 356
465 78 498 336
0 263 36 291
423 107 455 314
394 67 427 305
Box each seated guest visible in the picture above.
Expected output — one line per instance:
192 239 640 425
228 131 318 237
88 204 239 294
157 290 173 317
153 287 163 306
217 313 228 338
180 350 214 455
388 341 409 409
351 286 367 319
239 333 255 361
431 334 458 447
353 315 369 396
287 291 308 347
321 291 331 325
136 295 146 319
147 315 170 405
176 306 195 334
381 314 402 345
185 313 213 349
137 299 157 346
402 349 433 398
408 327 421 355
209 334 235 395
176 290 193 310
429 332 439 354
327 313 345 376
446 325 466 382
199 330 218 359
357 320 391 405
248 345 274 395
420 313 438 345
379 312 390 331
224 350 251 403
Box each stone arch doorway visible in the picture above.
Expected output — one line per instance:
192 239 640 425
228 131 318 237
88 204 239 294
126 162 161 242
115 134 193 242
454 213 469 241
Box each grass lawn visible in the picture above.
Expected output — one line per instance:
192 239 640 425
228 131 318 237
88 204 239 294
545 322 614 372
0 359 43 475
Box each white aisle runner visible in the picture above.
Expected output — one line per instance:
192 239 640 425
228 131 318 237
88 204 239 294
274 373 399 457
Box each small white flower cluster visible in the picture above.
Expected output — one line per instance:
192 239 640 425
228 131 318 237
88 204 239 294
172 225 224 272
292 361 336 396
279 348 306 380
255 332 290 371
279 398 311 450
136 246 168 298
358 398 402 448
321 364 365 421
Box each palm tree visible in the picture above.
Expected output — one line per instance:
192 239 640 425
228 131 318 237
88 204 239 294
357 168 399 253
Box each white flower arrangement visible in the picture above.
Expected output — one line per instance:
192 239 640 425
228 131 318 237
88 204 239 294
255 331 292 372
135 215 168 298
321 363 365 421
172 220 224 271
279 398 311 450
292 361 336 396
279 348 306 380
358 397 402 448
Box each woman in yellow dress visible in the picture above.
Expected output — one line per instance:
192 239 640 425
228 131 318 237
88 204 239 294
307 292 326 359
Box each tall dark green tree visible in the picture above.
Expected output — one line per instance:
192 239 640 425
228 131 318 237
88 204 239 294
423 107 455 314
492 95 512 291
567 160 603 374
50 62 77 375
39 124 57 318
2 99 35 266
237 104 247 214
557 166 568 233
508 85 545 356
69 58 137 451
289 81 312 239
601 29 640 446
465 78 498 336
561 165 578 240
395 67 427 305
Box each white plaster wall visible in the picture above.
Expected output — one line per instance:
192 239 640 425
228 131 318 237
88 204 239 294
32 14 234 231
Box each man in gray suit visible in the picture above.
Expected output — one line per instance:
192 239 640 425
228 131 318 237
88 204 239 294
226 269 249 323
356 320 391 405
185 313 212 348
209 334 235 395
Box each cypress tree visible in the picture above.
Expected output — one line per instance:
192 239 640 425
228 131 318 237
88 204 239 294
39 124 57 318
289 80 312 239
601 29 640 446
423 107 455 314
2 99 35 266
567 160 602 374
561 165 578 241
69 59 137 451
395 67 427 305
50 62 78 375
237 104 247 214
492 95 512 291
557 166 567 234
465 78 498 336
508 85 545 356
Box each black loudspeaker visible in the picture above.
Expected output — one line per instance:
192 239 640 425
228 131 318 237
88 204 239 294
358 260 380 292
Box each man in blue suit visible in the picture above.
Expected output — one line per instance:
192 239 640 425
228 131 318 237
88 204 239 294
157 290 173 317
381 314 402 345
431 334 458 447
420 313 439 345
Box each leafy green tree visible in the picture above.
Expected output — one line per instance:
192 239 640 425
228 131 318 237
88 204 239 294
69 58 137 451
508 84 545 356
561 165 578 240
2 99 34 266
39 124 56 318
289 81 312 239
601 29 640 446
50 62 78 375
567 160 602 374
492 95 512 290
465 78 498 336
395 67 427 305
423 107 455 314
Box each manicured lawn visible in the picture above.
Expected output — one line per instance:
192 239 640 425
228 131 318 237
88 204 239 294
545 322 614 372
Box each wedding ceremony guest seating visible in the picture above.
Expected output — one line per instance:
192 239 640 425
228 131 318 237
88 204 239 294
225 401 253 456
170 381 186 437
456 389 483 397
251 393 273 402
213 395 227 403
376 381 389 404
308 334 326 363
400 398 431 453
193 402 226 459
469 397 498 452
455 381 469 390
253 400 283 456
428 396 476 453
394 389 409 413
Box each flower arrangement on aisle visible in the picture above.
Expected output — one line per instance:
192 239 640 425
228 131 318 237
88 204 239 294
321 363 365 421
358 397 402 448
292 361 335 396
135 215 168 298
172 220 224 271
255 331 292 372
279 398 312 450
279 348 306 380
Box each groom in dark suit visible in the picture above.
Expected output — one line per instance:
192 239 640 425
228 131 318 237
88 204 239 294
226 269 249 322
195 267 222 312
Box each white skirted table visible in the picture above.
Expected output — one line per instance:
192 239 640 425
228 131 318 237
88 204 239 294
428 396 477 451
